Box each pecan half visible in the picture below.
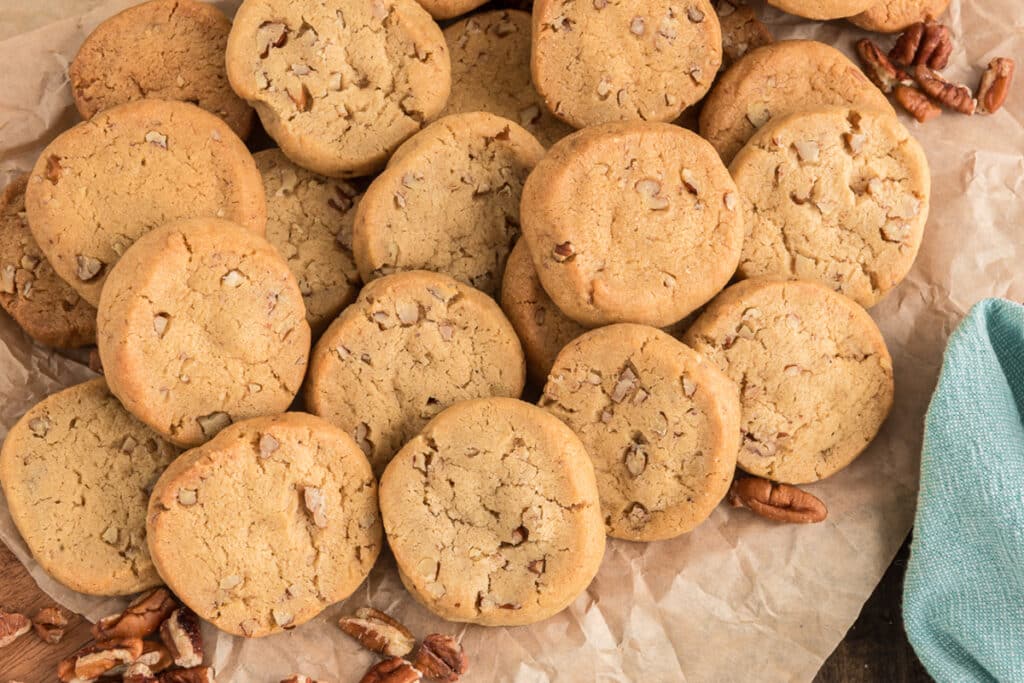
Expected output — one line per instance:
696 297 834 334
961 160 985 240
914 65 976 114
890 20 952 70
855 39 912 94
728 477 827 523
894 85 942 122
32 606 68 643
360 658 422 683
158 666 216 683
413 634 469 682
93 587 178 641
0 610 30 647
58 639 144 682
160 607 203 667
338 607 415 657
977 57 1015 115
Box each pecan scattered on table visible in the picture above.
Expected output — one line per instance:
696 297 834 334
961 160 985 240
360 657 423 683
914 65 977 114
93 587 178 641
890 20 953 70
32 606 68 644
977 57 1015 114
728 477 828 523
339 607 416 658
413 634 469 682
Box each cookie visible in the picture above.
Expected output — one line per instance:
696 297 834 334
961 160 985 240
380 397 605 626
699 40 895 163
683 278 894 484
97 218 310 448
848 0 951 32
716 1 774 68
540 324 740 541
416 0 487 20
69 0 254 139
0 379 180 595
766 0 875 20
730 106 930 308
254 149 362 336
306 271 525 475
531 0 722 128
146 412 382 637
0 175 95 348
442 10 573 147
225 0 451 177
26 99 266 307
520 122 743 328
353 113 544 296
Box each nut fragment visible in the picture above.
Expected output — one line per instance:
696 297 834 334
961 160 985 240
552 242 575 262
890 20 952 70
303 486 329 528
793 140 819 163
160 608 203 668
281 677 324 683
153 313 170 338
412 634 469 682
914 65 976 115
629 16 645 35
610 367 638 403
288 83 312 112
338 607 416 657
177 489 198 506
76 254 104 281
728 477 827 523
625 502 649 527
124 663 158 683
159 667 217 683
58 639 144 682
977 57 1015 115
686 6 705 22
45 154 63 183
93 588 178 642
360 657 423 683
28 416 50 437
894 85 942 123
624 443 647 477
197 411 232 437
855 39 911 94
259 433 280 457
32 606 68 644
0 610 30 647
258 22 289 58
0 264 14 294
138 639 174 673
145 131 168 148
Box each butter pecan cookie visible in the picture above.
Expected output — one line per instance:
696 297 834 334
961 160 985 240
26 99 266 306
353 112 544 296
683 278 894 484
699 40 895 163
225 0 451 177
306 271 525 475
416 0 487 20
97 218 310 448
255 149 362 335
766 0 876 20
532 0 721 128
849 0 951 32
0 175 95 348
0 379 180 595
442 10 572 147
147 412 382 637
540 324 740 541
520 122 743 328
70 0 254 138
731 106 930 308
380 397 605 626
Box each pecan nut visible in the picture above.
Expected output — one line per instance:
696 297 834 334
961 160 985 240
160 607 204 667
281 676 324 683
58 639 144 682
890 20 952 70
977 57 1015 115
0 610 31 647
855 39 912 94
914 65 976 114
728 477 827 523
124 663 158 683
413 634 469 682
339 607 416 657
32 606 69 643
139 639 174 673
93 587 178 641
894 85 942 122
360 658 423 683
158 666 217 683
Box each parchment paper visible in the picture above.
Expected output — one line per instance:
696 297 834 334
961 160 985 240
0 1 1021 680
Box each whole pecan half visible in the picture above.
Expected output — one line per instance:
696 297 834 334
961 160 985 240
58 639 144 682
360 657 423 683
728 477 827 523
413 634 469 682
339 607 416 658
977 57 1015 115
894 85 942 122
0 610 31 647
856 39 912 94
890 20 953 70
914 65 976 115
93 587 178 641
32 606 69 644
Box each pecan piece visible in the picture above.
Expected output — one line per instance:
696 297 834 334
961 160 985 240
160 607 203 667
717 2 773 68
139 639 174 673
728 477 827 523
0 609 30 647
360 657 422 683
914 65 976 114
281 676 325 683
32 606 68 643
338 607 415 657
413 634 469 682
894 85 942 122
977 57 1015 115
93 587 178 641
124 663 159 683
855 39 911 94
58 639 144 682
890 20 952 70
158 666 216 683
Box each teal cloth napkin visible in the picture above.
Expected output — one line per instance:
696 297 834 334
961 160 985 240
904 298 1024 682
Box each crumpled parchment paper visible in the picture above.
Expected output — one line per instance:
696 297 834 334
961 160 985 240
0 0 1021 680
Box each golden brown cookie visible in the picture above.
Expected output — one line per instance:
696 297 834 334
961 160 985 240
415 0 487 20
380 397 605 626
147 412 382 637
0 379 180 595
730 106 930 308
716 0 773 68
97 218 310 448
225 0 451 177
306 271 525 475
0 175 95 348
848 0 951 32
540 324 741 541
683 278 894 484
70 0 254 139
766 0 875 20
26 99 266 307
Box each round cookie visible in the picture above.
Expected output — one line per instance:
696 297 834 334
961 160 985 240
531 0 722 128
26 99 266 307
225 0 451 177
306 271 525 475
0 379 180 596
254 149 362 336
699 40 896 163
0 175 95 348
766 0 876 20
520 121 743 328
442 10 573 147
353 112 544 296
848 0 951 32
146 412 382 637
730 106 930 308
683 278 894 484
97 218 310 448
416 0 487 20
69 0 254 139
540 324 741 541
380 397 605 626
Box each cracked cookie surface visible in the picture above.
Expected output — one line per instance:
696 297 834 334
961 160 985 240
225 0 451 177
0 175 95 348
540 324 740 540
699 40 895 163
683 278 894 484
97 218 311 448
379 397 605 626
766 0 875 19
442 10 573 147
848 0 951 32
26 99 266 307
731 106 930 308
306 270 525 475
531 0 722 128
0 379 180 596
520 121 743 328
146 412 382 637
70 0 254 139
255 149 362 336
353 112 544 296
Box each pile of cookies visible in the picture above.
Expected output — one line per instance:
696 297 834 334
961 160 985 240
0 0 983 679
